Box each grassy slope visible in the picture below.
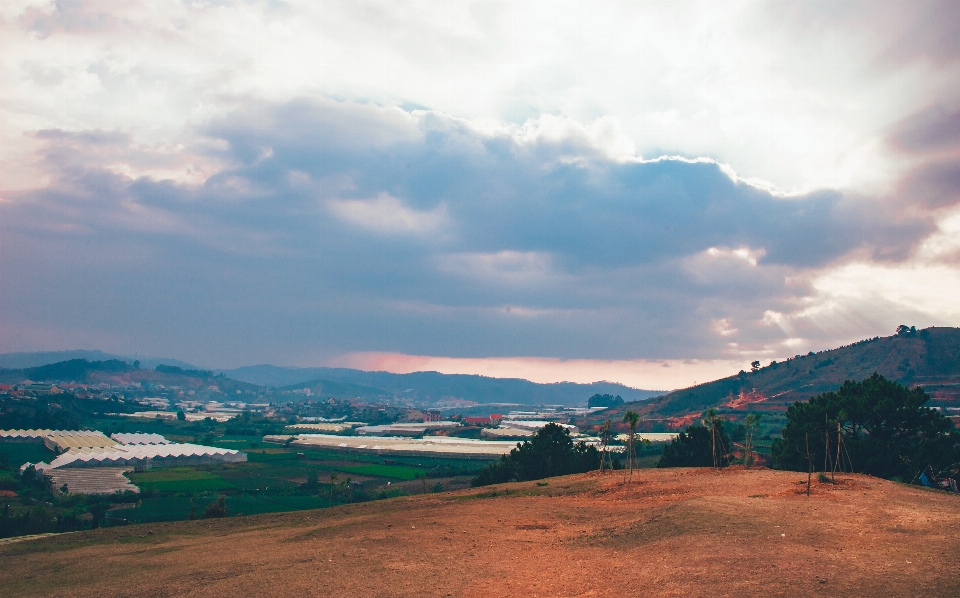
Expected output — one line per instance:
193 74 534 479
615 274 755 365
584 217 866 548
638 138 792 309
595 327 960 421
1 468 958 597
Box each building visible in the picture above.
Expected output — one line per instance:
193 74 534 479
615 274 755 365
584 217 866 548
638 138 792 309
3 429 246 473
356 421 460 436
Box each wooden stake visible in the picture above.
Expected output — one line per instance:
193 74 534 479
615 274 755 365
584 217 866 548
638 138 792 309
834 422 842 480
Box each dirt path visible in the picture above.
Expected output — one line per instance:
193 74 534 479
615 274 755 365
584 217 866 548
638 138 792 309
2 468 958 597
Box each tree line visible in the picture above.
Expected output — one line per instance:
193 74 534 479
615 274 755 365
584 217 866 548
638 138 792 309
473 373 958 488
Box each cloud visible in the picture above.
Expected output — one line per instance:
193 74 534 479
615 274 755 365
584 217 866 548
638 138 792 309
891 105 960 155
3 98 954 371
3 2 960 382
5 0 960 197
437 251 558 286
328 193 450 237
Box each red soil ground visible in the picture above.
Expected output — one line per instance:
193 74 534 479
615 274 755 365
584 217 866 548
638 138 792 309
2 467 958 597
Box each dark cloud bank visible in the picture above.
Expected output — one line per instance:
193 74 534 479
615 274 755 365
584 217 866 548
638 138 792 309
0 100 944 366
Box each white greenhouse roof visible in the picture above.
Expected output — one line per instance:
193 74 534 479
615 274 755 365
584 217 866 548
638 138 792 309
110 432 170 445
39 443 246 469
499 420 579 433
0 429 116 451
265 433 516 459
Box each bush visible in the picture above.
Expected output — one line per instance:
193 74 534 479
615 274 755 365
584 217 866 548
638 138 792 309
0 472 19 491
202 495 227 518
18 465 53 496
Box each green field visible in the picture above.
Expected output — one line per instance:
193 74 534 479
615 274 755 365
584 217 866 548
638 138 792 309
0 443 56 468
110 496 195 523
333 464 424 480
128 468 236 493
0 442 486 531
138 478 236 493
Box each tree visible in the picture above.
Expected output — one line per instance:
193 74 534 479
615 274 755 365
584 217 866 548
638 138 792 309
588 394 624 408
599 420 612 473
176 410 186 421
896 325 917 337
703 409 728 469
772 373 959 482
302 471 319 494
89 499 110 528
743 414 761 468
751 360 761 372
658 424 731 468
623 411 640 480
471 423 600 486
329 473 338 506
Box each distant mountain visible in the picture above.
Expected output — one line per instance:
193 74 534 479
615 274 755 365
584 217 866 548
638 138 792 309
0 350 198 371
0 355 663 407
222 364 664 406
594 326 960 420
219 364 331 388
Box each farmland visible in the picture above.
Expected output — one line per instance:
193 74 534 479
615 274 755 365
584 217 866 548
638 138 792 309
2 467 958 597
101 442 486 525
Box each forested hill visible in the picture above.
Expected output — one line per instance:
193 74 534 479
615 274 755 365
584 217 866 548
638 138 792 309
0 359 134 384
0 359 260 394
598 326 960 420
0 350 197 371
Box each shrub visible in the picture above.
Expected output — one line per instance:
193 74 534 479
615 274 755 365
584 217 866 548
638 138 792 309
202 495 227 518
0 472 19 491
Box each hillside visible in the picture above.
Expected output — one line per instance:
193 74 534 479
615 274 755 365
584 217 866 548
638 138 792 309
0 359 260 394
592 326 960 423
224 364 662 406
2 468 957 597
276 378 392 399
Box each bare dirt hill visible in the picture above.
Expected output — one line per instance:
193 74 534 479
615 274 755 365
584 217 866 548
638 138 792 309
2 468 958 597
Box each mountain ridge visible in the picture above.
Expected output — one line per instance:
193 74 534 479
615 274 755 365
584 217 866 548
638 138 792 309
221 364 663 406
0 353 664 407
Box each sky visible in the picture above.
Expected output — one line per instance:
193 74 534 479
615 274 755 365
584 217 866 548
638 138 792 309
2 0 960 390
